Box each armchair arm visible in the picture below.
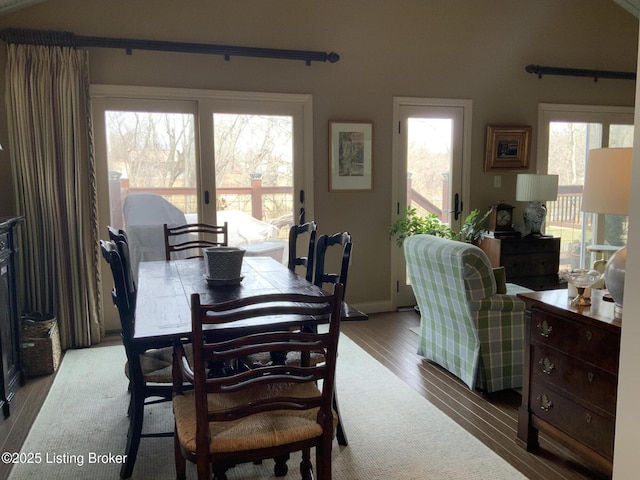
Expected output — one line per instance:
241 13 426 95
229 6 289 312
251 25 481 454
468 294 527 313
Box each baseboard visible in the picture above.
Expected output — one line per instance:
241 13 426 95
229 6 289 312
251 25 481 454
349 300 393 314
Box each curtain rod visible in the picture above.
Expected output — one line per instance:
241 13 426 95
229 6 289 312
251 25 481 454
525 64 636 81
0 28 340 66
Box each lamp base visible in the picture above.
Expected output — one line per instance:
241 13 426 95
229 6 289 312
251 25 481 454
523 201 547 236
603 246 626 320
613 304 623 320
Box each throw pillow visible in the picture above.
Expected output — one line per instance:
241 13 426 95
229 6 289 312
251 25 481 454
493 266 507 294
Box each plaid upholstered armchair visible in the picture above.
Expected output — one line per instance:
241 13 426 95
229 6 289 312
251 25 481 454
404 234 531 393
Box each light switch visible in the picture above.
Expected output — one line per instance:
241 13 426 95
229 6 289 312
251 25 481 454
494 175 502 188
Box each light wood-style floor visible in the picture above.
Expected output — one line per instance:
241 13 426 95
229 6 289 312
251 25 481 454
0 311 609 480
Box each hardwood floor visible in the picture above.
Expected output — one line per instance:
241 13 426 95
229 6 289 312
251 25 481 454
0 314 609 479
340 310 610 480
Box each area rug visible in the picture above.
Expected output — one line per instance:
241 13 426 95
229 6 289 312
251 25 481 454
8 335 525 479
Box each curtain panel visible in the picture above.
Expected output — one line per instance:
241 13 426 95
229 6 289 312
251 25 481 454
5 43 102 348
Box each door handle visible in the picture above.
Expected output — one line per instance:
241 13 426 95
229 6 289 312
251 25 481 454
453 193 463 221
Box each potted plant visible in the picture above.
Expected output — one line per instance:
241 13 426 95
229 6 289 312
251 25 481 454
389 206 493 246
389 207 456 247
458 208 492 245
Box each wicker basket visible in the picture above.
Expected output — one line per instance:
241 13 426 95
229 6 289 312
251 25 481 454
21 317 62 377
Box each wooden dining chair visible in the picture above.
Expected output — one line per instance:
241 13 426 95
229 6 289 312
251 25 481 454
246 231 353 449
172 285 343 480
108 226 135 286
108 225 129 244
287 220 317 282
100 239 191 479
163 222 229 260
312 231 352 447
314 231 352 299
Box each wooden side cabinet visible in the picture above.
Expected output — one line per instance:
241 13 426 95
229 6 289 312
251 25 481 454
480 235 560 290
0 216 24 418
516 290 620 476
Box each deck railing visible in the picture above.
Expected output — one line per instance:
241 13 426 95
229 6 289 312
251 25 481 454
406 176 584 228
108 173 293 230
112 171 584 232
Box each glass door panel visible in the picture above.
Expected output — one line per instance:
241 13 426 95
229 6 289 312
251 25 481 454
546 121 600 270
105 110 197 229
602 125 633 255
212 113 293 248
546 120 633 271
102 109 197 280
407 118 454 223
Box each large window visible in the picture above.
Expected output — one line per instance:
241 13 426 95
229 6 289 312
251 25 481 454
538 104 633 271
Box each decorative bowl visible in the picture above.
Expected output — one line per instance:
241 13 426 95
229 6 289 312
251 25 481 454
559 269 602 307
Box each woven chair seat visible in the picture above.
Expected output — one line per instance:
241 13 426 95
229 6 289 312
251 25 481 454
173 381 337 454
245 350 325 368
125 343 193 384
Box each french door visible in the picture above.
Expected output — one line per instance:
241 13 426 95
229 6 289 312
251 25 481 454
392 98 472 308
91 86 313 330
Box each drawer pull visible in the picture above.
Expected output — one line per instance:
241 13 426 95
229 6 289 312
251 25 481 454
585 413 592 424
587 372 594 383
539 357 555 375
586 331 593 341
537 320 553 337
537 394 553 412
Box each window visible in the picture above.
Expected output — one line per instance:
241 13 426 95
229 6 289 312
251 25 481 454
538 104 633 271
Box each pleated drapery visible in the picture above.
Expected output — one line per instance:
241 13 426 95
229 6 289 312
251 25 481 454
5 43 103 348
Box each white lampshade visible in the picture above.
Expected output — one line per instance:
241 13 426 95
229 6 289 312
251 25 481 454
516 174 559 202
581 147 632 320
581 148 632 215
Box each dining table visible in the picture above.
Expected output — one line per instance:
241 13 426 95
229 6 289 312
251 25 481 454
133 255 367 349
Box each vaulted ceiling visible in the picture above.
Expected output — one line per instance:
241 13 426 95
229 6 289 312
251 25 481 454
0 0 45 15
614 0 640 16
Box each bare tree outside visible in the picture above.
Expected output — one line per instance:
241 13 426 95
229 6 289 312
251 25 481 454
547 121 633 270
105 111 294 228
213 113 293 224
406 118 452 222
107 111 196 190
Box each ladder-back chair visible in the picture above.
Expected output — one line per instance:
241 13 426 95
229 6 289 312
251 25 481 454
163 222 228 260
172 286 343 480
287 220 317 282
100 239 191 479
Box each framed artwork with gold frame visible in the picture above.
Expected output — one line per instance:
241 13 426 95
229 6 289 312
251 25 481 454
484 125 531 171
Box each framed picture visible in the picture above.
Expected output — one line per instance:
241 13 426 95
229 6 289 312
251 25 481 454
329 121 373 191
484 125 531 171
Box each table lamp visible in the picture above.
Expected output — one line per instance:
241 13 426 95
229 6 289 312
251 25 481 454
516 174 559 237
582 147 632 320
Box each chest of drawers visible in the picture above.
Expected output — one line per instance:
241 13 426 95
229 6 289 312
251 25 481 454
0 216 23 419
516 289 620 475
480 236 560 290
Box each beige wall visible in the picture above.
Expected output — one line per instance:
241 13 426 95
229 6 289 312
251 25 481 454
612 20 640 479
0 0 637 309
